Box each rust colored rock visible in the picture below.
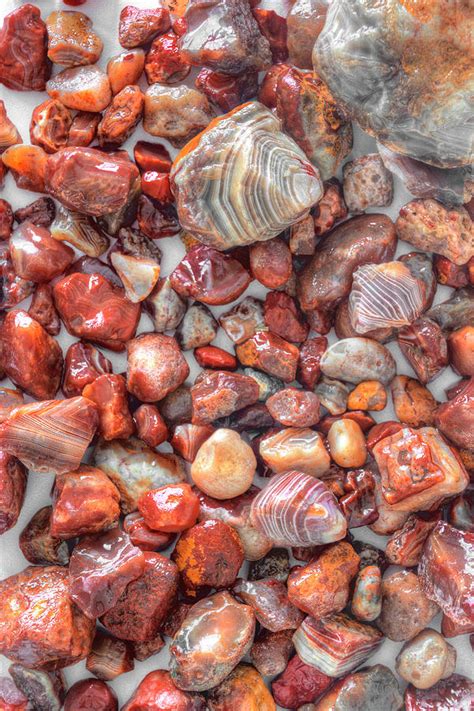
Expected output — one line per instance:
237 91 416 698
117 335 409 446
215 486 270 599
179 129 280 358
85 630 134 681
45 147 140 218
2 144 47 193
396 198 473 265
233 578 304 632
51 466 120 539
196 68 258 111
171 244 251 306
141 171 173 202
194 346 238 371
0 199 13 241
313 664 403 711
313 178 348 236
347 380 387 412
144 84 214 148
133 404 168 448
53 273 141 352
434 377 474 450
171 519 244 597
272 655 333 710
29 284 61 336
0 388 24 423
434 254 470 288
160 601 193 639
171 423 215 462
14 197 56 229
343 153 393 213
132 633 165 661
138 483 200 533
236 331 300 382
82 374 134 441
250 237 292 289
373 426 469 512
159 386 193 426
207 664 276 711
122 670 205 711
62 341 112 398
288 542 360 618
0 100 22 155
264 291 309 343
101 552 178 642
134 140 171 173
404 673 474 711
266 388 321 427
30 99 72 154
19 506 69 566
0 5 51 91
145 30 191 84
67 111 100 147
46 10 103 67
107 48 145 95
191 370 259 425
0 309 63 400
377 570 439 642
127 333 189 402
289 213 317 255
398 317 448 383
448 325 474 376
250 629 294 677
298 214 397 313
0 565 94 669
390 376 436 427
0 452 27 535
137 194 180 239
64 679 118 711
10 221 74 283
385 513 442 568
297 336 327 390
123 512 175 553
97 85 144 147
119 5 171 48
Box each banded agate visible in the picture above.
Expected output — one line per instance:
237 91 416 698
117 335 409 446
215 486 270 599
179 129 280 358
293 613 383 677
250 470 346 547
171 102 323 250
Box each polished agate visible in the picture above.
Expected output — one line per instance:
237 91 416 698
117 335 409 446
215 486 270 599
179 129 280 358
233 578 304 632
313 0 473 168
259 427 330 477
46 11 103 67
320 338 396 385
0 101 21 153
373 427 469 512
93 437 186 514
351 565 382 622
10 221 74 283
250 471 347 547
46 65 111 112
51 204 109 257
0 5 51 91
169 591 255 691
396 629 456 690
293 613 383 677
0 397 98 475
171 102 322 250
110 228 161 303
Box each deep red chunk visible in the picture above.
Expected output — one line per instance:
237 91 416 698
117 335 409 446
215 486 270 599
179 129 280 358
133 404 169 448
194 346 237 371
138 483 200 533
0 4 51 91
0 452 27 535
119 5 171 48
63 341 113 398
64 679 118 711
195 69 258 112
264 291 309 343
0 199 13 240
272 654 333 708
134 141 172 173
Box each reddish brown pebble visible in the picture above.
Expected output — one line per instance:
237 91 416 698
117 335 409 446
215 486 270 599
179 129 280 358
390 375 436 427
236 331 300 382
195 68 258 111
0 452 27 535
86 630 134 681
0 388 24 423
123 512 175 553
250 237 292 289
206 663 276 711
272 655 333 709
264 291 309 343
191 370 259 424
138 483 200 533
250 628 294 677
64 679 118 711
434 377 474 450
2 144 48 193
67 111 100 147
134 140 171 173
62 341 113 398
107 48 145 95
0 5 51 91
233 578 304 632
19 506 69 566
313 179 348 236
170 423 215 462
448 325 474 376
0 198 13 240
297 336 328 390
194 345 237 370
82 374 134 441
119 5 171 48
377 570 439 641
348 381 387 412
266 388 321 427
10 221 74 283
385 513 442 567
29 284 61 336
127 333 189 402
30 98 72 154
133 404 168 448
145 30 191 85
122 670 205 711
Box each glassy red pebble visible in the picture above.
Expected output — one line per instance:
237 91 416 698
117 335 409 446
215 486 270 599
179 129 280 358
0 565 95 669
0 199 13 240
123 512 175 552
170 423 215 462
404 673 474 711
29 284 61 336
0 452 27 535
64 679 118 711
86 630 134 681
250 237 292 290
97 85 144 147
0 5 51 91
191 370 259 424
272 654 333 709
122 670 205 711
19 506 69 566
434 377 474 450
134 140 171 173
119 6 171 48
107 48 145 95
141 171 174 202
0 243 35 310
366 420 403 454
0 309 63 400
145 31 191 84
233 577 304 632
236 331 300 382
138 483 200 533
63 341 113 398
10 221 74 283
448 326 474 376
137 194 180 238
133 404 168 448
385 512 441 567
434 254 470 288
67 111 100 147
45 147 140 218
194 345 237 370
53 273 141 351
264 291 309 343
30 99 72 153
252 4 289 62
101 552 179 642
171 519 244 597
82 374 134 441
127 333 189 402
398 317 448 383
2 144 48 193
69 527 146 619
297 336 327 390
51 466 120 539
195 68 258 111
171 244 251 306
0 396 98 475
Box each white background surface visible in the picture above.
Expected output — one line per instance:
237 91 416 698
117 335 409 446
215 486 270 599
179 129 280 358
0 0 472 707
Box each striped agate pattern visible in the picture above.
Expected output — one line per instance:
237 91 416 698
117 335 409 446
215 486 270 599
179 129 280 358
250 470 346 547
171 101 323 250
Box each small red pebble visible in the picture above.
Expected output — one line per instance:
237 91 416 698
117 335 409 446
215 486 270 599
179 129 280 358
133 404 169 448
141 171 174 202
133 141 172 173
138 483 200 533
123 512 175 552
194 345 237 370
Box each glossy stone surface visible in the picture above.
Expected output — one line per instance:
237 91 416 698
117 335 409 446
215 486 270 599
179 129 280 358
82 374 134 441
196 68 258 112
170 423 214 462
377 570 439 642
101 551 178 642
391 376 437 427
288 542 360 618
28 283 61 336
191 428 256 499
107 48 145 95
0 452 27 535
396 629 456 690
435 377 474 450
46 10 103 66
46 65 111 112
171 519 244 597
0 388 24 423
67 111 100 147
398 317 449 384
385 513 440 567
313 664 403 711
175 303 217 351
404 673 474 711
250 238 292 290
219 297 265 344
320 337 396 385
19 506 69 566
373 426 469 512
260 428 330 477
93 437 185 514
45 147 139 218
62 342 112 398
144 277 186 332
50 204 109 257
233 578 304 632
343 153 393 213
64 679 118 711
191 370 259 424
169 591 255 691
133 404 168 448
98 85 144 147
251 471 347 547
51 466 120 539
351 564 382 622
171 102 322 250
10 221 74 283
145 30 191 85
2 144 47 193
69 528 146 619
293 613 384 677
85 630 134 681
144 84 214 148
30 98 72 154
0 101 22 156
122 670 205 711
266 388 320 427
287 0 328 69
0 5 51 91
327 419 367 469
127 333 189 402
236 331 300 382
0 565 94 669
54 273 140 351
119 5 171 48
138 483 199 533
207 663 276 711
